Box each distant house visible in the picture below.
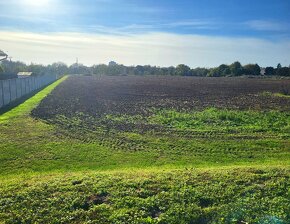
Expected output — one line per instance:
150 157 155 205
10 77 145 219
17 72 33 78
260 68 266 75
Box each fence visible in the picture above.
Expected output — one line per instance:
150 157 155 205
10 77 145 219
0 74 58 109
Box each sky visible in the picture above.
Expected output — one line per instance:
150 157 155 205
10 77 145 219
0 0 289 67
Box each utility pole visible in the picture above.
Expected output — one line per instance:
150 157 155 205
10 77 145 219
75 58 79 74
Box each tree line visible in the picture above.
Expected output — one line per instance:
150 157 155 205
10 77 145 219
0 60 290 79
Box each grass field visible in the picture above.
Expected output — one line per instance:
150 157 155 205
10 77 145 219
0 76 289 223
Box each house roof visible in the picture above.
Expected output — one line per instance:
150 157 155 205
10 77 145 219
17 72 33 76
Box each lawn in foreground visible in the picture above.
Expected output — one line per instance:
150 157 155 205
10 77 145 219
0 76 289 223
1 168 289 223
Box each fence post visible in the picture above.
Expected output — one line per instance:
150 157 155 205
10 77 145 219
2 80 11 106
9 79 17 102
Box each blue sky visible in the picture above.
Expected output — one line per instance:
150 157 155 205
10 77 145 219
0 0 289 67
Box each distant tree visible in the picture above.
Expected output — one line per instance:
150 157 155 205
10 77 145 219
0 61 19 80
276 67 290 76
275 63 290 76
93 64 108 75
162 66 175 76
158 67 168 76
207 64 231 77
265 67 275 76
142 65 154 75
243 64 261 76
47 62 68 75
28 63 47 76
165 66 174 76
108 61 117 66
175 64 192 76
107 63 126 76
0 59 284 78
126 66 135 75
134 65 145 75
218 64 231 76
222 68 231 76
191 67 209 76
207 67 220 77
1 60 27 74
230 61 243 76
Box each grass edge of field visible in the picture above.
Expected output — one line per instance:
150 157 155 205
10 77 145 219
0 76 68 123
1 163 289 184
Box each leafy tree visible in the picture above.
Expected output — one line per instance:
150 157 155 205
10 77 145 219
265 67 275 76
108 61 117 66
0 59 283 78
175 64 192 76
218 64 231 76
276 67 290 76
158 66 174 76
167 66 176 76
134 65 145 75
48 62 68 75
275 63 290 77
93 64 108 75
230 61 243 76
243 64 261 76
191 67 209 76
222 68 231 76
207 67 220 77
1 60 27 74
207 64 231 77
107 63 126 76
28 64 44 75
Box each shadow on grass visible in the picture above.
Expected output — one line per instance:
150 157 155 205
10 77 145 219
0 78 64 116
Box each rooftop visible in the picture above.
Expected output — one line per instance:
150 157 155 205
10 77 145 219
17 72 33 76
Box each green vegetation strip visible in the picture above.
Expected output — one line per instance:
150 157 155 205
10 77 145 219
261 91 290 98
0 168 289 223
0 76 67 123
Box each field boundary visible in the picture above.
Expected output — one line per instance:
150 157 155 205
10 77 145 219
0 76 67 122
0 74 61 110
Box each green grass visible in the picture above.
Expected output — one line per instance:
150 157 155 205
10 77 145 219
0 77 289 223
0 168 289 223
149 108 290 134
261 91 290 98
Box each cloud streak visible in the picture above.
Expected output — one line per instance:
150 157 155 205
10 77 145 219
245 20 289 32
0 31 289 67
164 20 218 30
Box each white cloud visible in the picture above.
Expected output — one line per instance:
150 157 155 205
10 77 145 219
164 20 218 30
0 30 289 67
245 20 288 32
